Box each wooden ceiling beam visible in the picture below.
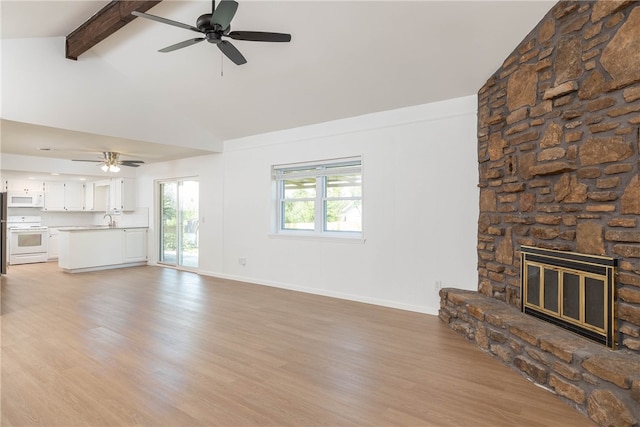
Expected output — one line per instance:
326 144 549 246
66 0 162 60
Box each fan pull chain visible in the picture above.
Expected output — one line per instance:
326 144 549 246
221 51 224 77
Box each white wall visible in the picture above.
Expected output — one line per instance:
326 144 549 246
137 95 479 315
135 153 226 273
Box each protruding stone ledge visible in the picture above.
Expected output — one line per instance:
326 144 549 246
543 81 579 99
439 288 640 427
529 161 577 176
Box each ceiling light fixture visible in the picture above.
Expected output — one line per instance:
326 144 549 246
99 152 122 173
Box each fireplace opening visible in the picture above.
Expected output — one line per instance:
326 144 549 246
520 246 617 349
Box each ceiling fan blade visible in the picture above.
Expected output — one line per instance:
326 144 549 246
120 161 145 167
211 0 238 31
132 11 201 33
159 38 205 53
228 31 291 42
217 40 246 65
72 159 101 163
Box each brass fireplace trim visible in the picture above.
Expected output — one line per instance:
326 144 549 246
520 246 617 349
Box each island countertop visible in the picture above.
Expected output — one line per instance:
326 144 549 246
58 226 148 231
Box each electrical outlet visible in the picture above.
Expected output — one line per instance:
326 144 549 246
239 258 246 266
435 280 442 290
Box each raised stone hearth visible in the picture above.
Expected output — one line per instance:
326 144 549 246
439 288 640 427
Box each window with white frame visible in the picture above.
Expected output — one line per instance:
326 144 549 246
273 157 362 237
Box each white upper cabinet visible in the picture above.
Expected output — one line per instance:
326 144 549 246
43 182 88 211
111 178 136 212
84 182 95 211
65 182 86 211
4 179 44 193
43 182 66 210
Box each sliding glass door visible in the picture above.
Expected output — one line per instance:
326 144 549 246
159 179 199 269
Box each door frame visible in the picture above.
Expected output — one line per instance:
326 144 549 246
155 177 199 271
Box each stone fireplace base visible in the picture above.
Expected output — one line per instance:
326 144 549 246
439 288 640 427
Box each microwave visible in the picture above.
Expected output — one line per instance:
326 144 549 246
7 191 44 207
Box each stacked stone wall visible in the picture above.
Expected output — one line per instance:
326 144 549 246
477 0 640 353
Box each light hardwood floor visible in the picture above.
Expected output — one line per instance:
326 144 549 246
1 263 594 426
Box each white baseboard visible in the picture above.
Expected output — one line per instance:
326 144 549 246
198 269 440 316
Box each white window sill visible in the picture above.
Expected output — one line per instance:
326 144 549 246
268 232 366 244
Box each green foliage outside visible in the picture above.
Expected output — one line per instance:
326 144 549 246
162 182 199 252
284 181 361 231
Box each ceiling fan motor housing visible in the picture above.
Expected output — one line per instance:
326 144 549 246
196 14 215 32
197 14 225 43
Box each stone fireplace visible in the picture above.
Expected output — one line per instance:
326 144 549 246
476 0 640 355
440 1 640 425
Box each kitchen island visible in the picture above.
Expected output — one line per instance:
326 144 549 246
58 226 148 273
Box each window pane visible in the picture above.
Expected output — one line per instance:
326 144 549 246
325 200 362 232
585 277 605 329
544 269 559 313
562 272 580 320
179 180 199 268
283 201 315 230
526 265 540 306
326 175 362 198
284 178 316 199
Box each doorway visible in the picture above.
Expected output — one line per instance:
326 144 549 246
158 179 199 269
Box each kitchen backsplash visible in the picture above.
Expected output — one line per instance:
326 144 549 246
7 207 150 228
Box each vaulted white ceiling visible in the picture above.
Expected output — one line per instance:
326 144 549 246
1 0 555 167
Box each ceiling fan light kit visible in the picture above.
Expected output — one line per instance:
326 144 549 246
131 0 291 66
101 164 120 173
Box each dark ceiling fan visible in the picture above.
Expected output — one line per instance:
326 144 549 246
131 0 291 65
72 152 144 172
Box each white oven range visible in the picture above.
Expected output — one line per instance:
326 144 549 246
7 216 49 265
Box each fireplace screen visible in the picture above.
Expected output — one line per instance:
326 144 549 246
520 246 617 349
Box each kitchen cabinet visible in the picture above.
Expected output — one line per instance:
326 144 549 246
94 178 135 213
123 228 147 262
4 179 44 193
111 178 136 212
58 227 147 272
48 228 60 260
84 182 94 211
43 182 87 211
43 182 65 210
65 182 85 210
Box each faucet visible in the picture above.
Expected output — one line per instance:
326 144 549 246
104 214 115 227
